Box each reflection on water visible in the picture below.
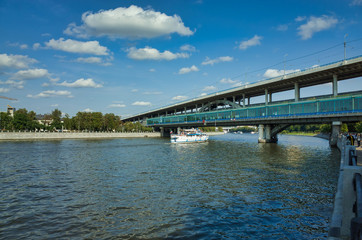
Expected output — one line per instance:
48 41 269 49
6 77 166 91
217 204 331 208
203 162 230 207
0 134 340 239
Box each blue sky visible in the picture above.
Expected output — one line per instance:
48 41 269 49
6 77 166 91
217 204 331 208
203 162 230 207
1 0 362 117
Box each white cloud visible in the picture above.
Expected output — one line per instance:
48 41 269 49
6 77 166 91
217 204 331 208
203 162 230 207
12 68 50 80
127 46 189 60
220 78 237 84
0 88 10 93
132 101 152 106
295 16 306 22
83 108 94 112
131 89 139 92
149 68 156 72
203 85 217 91
172 95 188 101
108 103 126 108
64 5 193 39
180 44 196 52
27 90 73 98
297 15 338 40
45 38 109 55
33 43 41 50
350 0 362 5
51 104 59 107
57 78 103 88
200 93 207 96
8 42 28 49
239 35 262 50
276 24 288 31
263 69 300 78
0 53 37 69
202 56 233 66
0 80 25 89
178 65 199 74
76 57 102 64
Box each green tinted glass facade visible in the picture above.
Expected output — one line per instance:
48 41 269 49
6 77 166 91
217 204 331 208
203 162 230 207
147 95 362 126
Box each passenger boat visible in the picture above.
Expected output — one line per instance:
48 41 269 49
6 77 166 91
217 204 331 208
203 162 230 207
170 129 209 143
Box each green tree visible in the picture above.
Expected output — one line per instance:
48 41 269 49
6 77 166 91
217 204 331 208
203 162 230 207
0 112 13 130
51 109 62 130
320 124 331 133
341 123 348 133
13 108 29 130
356 122 362 133
63 113 73 130
91 112 103 131
104 113 121 131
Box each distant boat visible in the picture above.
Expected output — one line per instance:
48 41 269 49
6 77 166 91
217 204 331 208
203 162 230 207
170 129 209 143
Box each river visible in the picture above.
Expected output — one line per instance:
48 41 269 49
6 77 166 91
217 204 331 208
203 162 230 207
0 134 340 239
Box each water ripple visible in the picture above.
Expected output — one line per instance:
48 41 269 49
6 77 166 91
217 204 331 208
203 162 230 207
0 135 340 239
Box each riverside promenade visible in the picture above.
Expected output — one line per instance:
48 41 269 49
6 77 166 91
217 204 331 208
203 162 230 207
329 137 362 239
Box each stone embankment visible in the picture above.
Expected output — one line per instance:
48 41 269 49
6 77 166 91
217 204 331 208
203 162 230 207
0 132 160 140
0 131 225 140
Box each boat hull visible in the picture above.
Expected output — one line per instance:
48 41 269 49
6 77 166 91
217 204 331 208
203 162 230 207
170 134 209 143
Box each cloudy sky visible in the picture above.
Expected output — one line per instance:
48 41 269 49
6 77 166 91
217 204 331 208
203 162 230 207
1 0 362 117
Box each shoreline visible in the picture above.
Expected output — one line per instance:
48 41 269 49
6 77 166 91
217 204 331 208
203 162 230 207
0 131 225 141
0 132 161 141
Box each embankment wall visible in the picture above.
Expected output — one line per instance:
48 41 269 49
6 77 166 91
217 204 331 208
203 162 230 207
0 132 160 140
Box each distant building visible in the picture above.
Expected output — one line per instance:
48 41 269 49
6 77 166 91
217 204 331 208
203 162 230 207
7 105 15 117
35 114 53 127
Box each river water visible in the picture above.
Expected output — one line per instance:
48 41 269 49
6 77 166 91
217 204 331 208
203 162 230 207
0 134 340 239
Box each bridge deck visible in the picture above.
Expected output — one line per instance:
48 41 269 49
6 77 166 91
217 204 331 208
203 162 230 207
147 93 362 127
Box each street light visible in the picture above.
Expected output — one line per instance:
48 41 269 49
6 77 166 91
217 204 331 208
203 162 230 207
344 34 348 62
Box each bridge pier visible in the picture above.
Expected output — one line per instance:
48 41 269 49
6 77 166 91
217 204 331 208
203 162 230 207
330 121 341 147
258 124 278 143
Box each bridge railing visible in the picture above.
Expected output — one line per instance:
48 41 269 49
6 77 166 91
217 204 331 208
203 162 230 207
329 136 362 239
148 94 362 126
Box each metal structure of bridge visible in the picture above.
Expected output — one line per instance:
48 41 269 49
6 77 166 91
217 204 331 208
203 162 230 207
122 56 362 144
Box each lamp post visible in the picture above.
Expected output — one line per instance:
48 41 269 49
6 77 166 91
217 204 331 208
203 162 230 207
344 34 348 62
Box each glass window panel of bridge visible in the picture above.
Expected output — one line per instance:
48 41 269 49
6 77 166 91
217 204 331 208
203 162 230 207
238 109 248 118
206 112 217 120
335 98 352 112
356 96 362 111
218 111 232 119
290 103 304 115
303 102 317 114
320 101 335 113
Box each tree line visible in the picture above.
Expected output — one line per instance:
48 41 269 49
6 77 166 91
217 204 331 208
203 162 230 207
0 108 153 132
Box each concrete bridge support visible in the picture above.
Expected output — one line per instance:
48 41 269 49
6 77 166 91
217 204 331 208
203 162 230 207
258 124 278 143
330 121 341 147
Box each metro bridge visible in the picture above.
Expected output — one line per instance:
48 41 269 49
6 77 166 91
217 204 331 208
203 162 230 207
122 56 362 144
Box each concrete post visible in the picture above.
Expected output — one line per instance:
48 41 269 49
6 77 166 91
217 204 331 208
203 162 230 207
333 74 338 97
265 89 268 105
258 124 265 143
265 125 271 141
295 82 300 102
330 121 341 147
177 127 181 134
269 93 272 103
243 94 246 107
160 127 165 137
233 96 235 103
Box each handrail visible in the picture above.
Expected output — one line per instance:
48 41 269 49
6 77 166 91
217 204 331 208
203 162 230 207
352 173 362 240
351 150 358 166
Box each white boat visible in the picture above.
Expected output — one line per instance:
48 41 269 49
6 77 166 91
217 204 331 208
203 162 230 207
170 129 209 143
